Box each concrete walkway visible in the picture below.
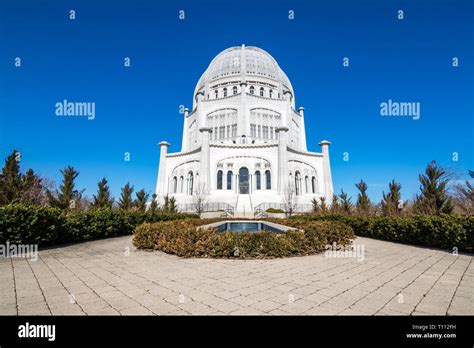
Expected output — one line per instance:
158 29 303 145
0 236 472 315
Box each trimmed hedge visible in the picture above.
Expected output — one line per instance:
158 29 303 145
266 208 285 213
291 214 474 252
133 218 355 258
0 204 198 247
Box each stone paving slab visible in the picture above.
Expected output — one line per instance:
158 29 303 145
0 236 472 316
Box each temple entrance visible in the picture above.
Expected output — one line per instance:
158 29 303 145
239 167 249 194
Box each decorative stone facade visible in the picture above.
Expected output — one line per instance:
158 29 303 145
156 45 333 214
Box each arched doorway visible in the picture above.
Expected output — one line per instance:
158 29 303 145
239 167 249 194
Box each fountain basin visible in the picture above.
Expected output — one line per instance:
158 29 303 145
198 220 296 234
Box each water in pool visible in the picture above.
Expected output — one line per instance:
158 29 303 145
216 222 283 233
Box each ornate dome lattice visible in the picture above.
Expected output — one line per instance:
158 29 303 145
194 45 293 101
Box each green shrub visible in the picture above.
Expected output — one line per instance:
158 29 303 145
266 208 284 214
0 204 198 247
0 204 65 245
133 218 355 258
292 213 473 252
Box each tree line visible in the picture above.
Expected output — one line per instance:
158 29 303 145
0 150 177 212
310 161 473 216
0 150 472 215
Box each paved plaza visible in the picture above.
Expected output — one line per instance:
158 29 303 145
0 236 472 315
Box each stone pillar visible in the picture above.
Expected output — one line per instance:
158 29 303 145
276 127 289 195
199 127 212 193
195 92 205 146
181 107 189 151
223 168 227 191
249 173 253 194
156 141 170 197
239 80 247 137
319 140 334 200
298 106 308 151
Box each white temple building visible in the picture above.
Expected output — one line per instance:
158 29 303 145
156 45 333 216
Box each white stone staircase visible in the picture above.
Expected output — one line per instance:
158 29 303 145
234 194 253 218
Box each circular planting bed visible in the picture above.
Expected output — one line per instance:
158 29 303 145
133 218 355 259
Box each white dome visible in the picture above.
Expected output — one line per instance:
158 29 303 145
194 45 293 101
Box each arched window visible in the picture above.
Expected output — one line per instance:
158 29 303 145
305 176 309 193
172 176 177 193
312 176 317 194
255 171 261 190
260 87 264 97
227 171 233 190
265 170 271 189
239 167 249 194
295 171 301 195
187 171 194 195
179 176 184 193
214 90 218 99
217 170 223 190
269 89 273 98
249 86 254 95
233 86 237 95
223 88 227 97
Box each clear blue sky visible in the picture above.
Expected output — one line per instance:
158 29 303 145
0 0 472 203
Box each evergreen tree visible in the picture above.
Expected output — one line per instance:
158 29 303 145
47 166 83 209
0 150 22 205
162 195 170 212
454 170 474 215
162 195 177 213
339 190 353 214
118 183 134 210
330 194 339 214
149 193 159 212
168 196 177 213
20 169 44 205
91 177 114 209
162 195 178 213
319 196 328 214
355 180 371 214
414 161 453 214
134 189 149 212
311 197 319 213
381 180 402 215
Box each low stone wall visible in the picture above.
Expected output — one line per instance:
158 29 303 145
200 211 226 219
267 213 286 219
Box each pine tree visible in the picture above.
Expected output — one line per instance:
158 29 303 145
20 169 44 205
414 161 453 214
453 170 474 215
162 195 177 213
149 193 159 212
168 196 177 213
0 150 22 205
339 190 353 214
91 177 114 209
311 197 319 213
355 180 371 215
47 166 83 209
162 195 170 212
330 194 339 214
381 180 402 215
319 197 328 213
118 183 134 210
134 189 149 212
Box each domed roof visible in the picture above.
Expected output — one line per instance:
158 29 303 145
194 45 293 101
